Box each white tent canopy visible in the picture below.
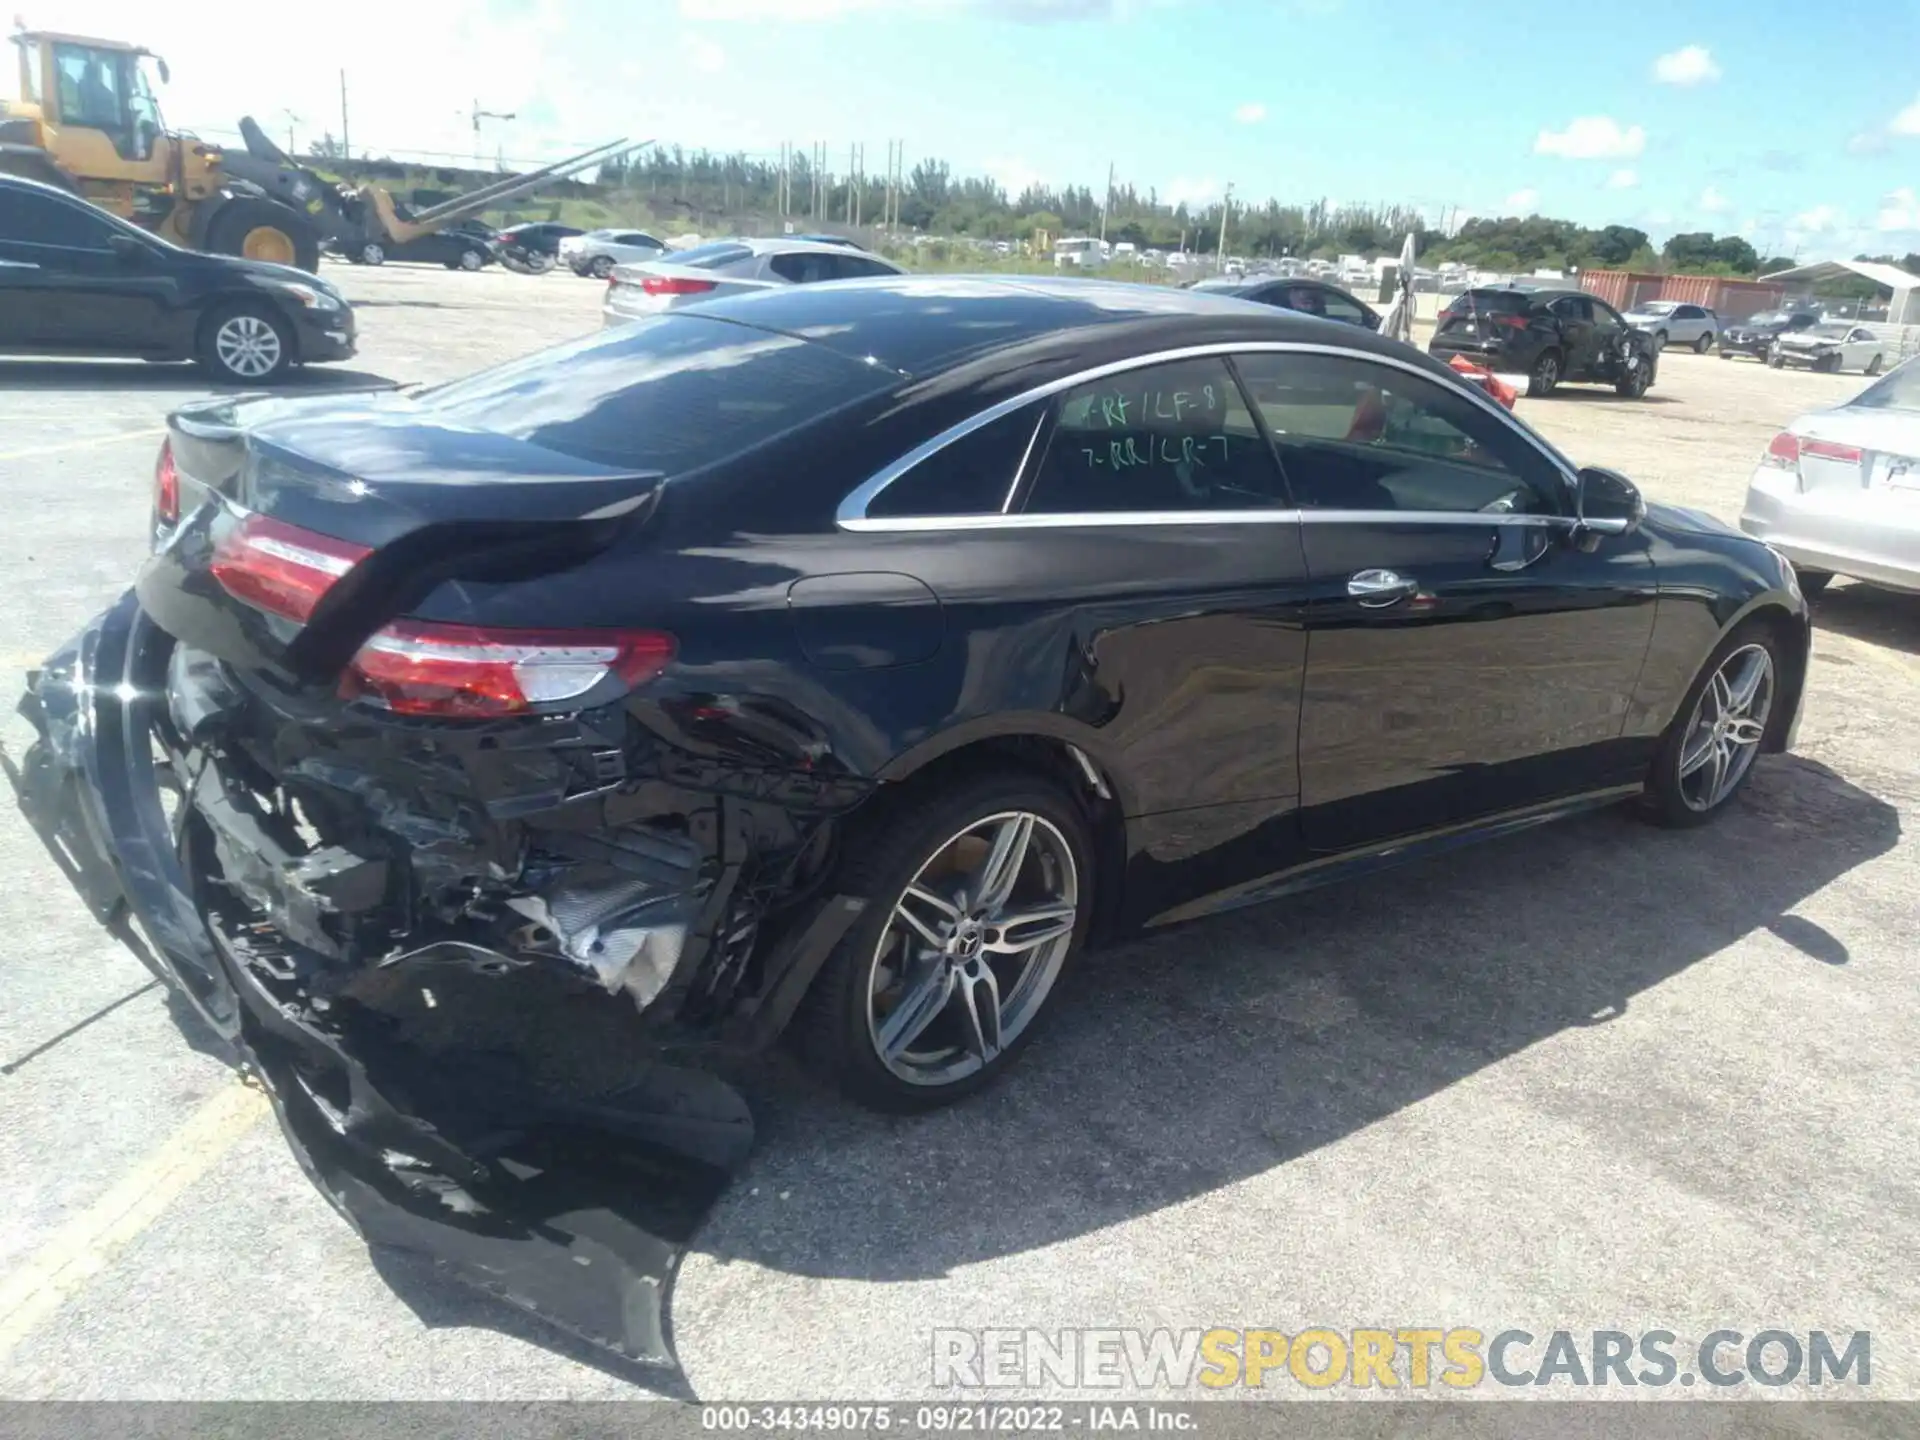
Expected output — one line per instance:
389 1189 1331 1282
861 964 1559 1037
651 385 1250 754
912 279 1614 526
1760 259 1920 324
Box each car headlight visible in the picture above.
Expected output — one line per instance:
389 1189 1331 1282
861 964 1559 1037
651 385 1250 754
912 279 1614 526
270 282 343 312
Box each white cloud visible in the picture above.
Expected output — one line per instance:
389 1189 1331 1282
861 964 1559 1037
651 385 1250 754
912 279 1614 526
1892 94 1920 136
1234 102 1267 124
1504 188 1539 213
1794 204 1844 234
1607 168 1638 189
1848 131 1890 156
678 32 727 73
1652 45 1720 85
1164 177 1224 210
1697 185 1730 214
1535 116 1646 160
1878 187 1920 232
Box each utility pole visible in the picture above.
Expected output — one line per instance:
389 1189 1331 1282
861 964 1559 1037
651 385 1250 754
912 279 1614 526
1099 160 1114 245
469 100 515 169
853 143 863 228
1216 183 1233 265
281 110 302 156
338 71 350 160
779 142 788 216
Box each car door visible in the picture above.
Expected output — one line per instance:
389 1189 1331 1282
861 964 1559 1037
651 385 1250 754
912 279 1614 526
1846 328 1878 370
1313 287 1380 330
768 250 839 285
0 187 172 351
1233 347 1658 853
1002 354 1315 918
1549 294 1600 376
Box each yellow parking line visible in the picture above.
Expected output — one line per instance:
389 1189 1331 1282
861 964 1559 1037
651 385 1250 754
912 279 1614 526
0 429 165 464
0 1080 267 1361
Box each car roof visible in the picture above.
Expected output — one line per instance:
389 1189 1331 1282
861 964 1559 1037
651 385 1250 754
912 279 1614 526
0 173 90 201
677 273 1411 378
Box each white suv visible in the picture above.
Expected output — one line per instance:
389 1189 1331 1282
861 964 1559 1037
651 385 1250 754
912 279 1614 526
1624 301 1720 353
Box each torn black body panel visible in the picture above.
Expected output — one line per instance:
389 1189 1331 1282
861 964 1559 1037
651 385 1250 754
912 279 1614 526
10 591 868 1375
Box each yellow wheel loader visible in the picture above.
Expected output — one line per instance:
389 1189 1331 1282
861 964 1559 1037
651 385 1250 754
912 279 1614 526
1 29 636 273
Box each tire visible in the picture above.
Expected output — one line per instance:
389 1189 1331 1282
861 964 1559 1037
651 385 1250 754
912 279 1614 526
1767 350 1785 369
358 243 385 266
1795 569 1834 597
202 198 321 273
1526 349 1561 398
458 248 486 271
195 303 295 384
1695 332 1713 354
1719 350 1732 359
1866 354 1884 376
523 250 555 274
589 255 615 278
1615 360 1651 398
1653 330 1668 351
1639 620 1784 829
802 772 1095 1112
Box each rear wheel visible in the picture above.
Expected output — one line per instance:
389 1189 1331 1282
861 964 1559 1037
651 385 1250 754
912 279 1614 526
195 303 294 384
1695 332 1714 354
1640 621 1783 829
358 243 385 266
1526 348 1561 398
1866 354 1884 376
803 773 1094 1112
457 247 485 271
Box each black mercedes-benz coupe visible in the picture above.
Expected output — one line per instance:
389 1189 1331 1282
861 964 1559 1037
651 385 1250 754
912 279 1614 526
24 274 1813 1110
14 273 1814 1362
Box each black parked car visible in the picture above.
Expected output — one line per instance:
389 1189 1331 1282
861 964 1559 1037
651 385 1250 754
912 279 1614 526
1429 285 1658 398
0 174 356 383
25 272 1810 1111
344 218 498 271
1194 275 1381 329
1719 309 1822 361
494 221 584 274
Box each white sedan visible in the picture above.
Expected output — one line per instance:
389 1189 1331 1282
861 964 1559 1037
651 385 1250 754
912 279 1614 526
1739 356 1920 593
559 228 670 278
1769 322 1889 375
602 238 903 324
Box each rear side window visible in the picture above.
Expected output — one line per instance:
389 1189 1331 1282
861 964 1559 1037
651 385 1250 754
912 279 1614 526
770 250 840 285
867 406 1041 518
672 242 754 270
1023 358 1288 515
0 189 115 248
1853 358 1920 411
420 314 895 473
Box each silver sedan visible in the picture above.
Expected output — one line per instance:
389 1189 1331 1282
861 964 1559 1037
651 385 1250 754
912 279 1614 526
1739 356 1920 593
602 237 902 324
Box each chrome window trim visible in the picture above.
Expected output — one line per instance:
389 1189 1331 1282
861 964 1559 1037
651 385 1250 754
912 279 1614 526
835 339 1580 533
838 508 1579 535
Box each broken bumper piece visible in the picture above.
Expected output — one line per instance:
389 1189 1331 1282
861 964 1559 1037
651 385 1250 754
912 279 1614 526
9 591 865 1375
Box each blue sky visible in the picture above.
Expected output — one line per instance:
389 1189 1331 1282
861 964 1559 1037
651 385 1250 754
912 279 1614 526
56 0 1920 256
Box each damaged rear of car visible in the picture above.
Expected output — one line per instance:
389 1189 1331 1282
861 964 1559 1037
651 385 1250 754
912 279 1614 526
12 311 904 1370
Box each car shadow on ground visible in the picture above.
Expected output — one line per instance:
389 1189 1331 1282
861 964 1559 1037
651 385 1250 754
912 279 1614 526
0 361 398 393
1541 389 1678 405
1812 583 1920 659
363 753 1897 1394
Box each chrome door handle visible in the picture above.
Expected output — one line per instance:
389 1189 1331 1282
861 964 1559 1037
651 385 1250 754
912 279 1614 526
1347 568 1417 607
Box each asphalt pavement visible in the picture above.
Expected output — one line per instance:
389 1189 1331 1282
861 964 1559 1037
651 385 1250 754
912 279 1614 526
0 265 1915 1406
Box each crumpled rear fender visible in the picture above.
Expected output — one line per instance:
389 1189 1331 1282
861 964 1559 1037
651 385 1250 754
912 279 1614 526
8 592 866 1377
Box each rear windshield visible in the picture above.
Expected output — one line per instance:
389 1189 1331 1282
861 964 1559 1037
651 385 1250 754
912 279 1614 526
1635 302 1678 315
670 241 754 270
1852 357 1920 412
418 313 895 472
1447 290 1532 314
1810 324 1852 339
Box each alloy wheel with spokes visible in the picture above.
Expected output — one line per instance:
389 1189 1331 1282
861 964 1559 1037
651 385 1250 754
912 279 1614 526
1641 622 1784 829
204 310 289 382
1677 644 1774 813
868 810 1079 1087
805 775 1094 1110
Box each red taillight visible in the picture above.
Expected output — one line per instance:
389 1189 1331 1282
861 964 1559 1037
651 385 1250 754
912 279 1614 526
154 440 181 527
342 621 675 717
210 513 372 624
639 275 717 296
1492 313 1530 330
1763 431 1802 468
1800 438 1863 463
